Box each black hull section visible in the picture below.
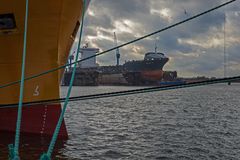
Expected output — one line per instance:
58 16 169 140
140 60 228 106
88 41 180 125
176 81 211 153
62 71 99 86
123 72 145 85
123 58 168 72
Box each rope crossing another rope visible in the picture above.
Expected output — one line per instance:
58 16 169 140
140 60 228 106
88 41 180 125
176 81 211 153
0 0 236 90
1 0 236 159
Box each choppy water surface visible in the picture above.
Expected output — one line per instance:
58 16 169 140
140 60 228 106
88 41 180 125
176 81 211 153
1 84 240 159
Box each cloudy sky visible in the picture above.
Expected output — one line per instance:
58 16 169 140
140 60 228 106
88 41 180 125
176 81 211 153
76 0 240 77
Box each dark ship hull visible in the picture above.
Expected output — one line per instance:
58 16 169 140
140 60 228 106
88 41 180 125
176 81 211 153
123 57 169 85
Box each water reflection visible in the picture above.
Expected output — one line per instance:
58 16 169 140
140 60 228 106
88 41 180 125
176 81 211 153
0 132 67 160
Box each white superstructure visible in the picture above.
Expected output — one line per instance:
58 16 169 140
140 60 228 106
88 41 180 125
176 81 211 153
80 47 99 68
144 52 167 60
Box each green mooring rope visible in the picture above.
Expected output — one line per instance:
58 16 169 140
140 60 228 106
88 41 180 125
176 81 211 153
40 1 86 159
8 0 29 159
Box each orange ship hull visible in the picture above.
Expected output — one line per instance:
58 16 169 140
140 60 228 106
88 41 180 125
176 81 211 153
141 70 164 81
0 0 86 138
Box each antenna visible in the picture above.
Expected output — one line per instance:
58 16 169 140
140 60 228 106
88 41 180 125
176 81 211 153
155 40 157 53
155 36 160 53
114 32 120 66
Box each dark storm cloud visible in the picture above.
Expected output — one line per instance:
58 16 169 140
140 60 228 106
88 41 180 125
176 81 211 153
85 13 113 30
80 0 240 77
91 0 150 18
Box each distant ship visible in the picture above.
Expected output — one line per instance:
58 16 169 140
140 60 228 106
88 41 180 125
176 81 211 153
123 52 169 85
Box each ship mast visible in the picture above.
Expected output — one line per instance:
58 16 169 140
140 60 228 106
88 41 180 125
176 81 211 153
155 40 157 53
114 32 120 66
155 36 160 53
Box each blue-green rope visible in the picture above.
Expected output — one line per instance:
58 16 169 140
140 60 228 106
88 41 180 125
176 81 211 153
8 0 29 159
40 0 86 159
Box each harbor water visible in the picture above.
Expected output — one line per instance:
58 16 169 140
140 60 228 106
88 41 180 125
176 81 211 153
1 84 240 159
